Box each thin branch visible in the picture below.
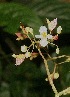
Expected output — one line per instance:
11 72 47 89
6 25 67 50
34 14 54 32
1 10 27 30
58 87 70 96
37 47 58 94
47 55 70 61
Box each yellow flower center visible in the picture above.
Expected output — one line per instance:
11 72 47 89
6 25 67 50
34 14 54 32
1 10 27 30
41 32 47 38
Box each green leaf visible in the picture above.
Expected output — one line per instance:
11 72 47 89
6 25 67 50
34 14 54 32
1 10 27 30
29 0 70 33
0 3 42 34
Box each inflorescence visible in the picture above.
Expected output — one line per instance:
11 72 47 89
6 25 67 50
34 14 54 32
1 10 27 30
12 18 70 97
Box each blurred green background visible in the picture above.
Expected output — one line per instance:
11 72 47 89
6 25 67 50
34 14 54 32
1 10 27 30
0 0 70 97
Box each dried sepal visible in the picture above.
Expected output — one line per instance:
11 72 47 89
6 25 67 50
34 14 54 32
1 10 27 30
30 52 38 60
53 35 58 40
15 33 24 40
15 32 27 40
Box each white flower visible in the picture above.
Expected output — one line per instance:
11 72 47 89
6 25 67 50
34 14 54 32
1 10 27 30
35 35 41 38
47 34 53 39
48 18 57 31
56 47 59 54
35 26 54 47
21 45 27 52
40 39 48 47
57 26 62 34
25 52 31 58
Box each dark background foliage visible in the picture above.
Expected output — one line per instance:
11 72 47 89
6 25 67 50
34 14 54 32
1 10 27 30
0 0 70 97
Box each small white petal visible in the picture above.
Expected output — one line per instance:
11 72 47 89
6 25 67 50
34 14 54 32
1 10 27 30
35 35 41 38
47 34 53 39
39 26 47 34
40 39 48 47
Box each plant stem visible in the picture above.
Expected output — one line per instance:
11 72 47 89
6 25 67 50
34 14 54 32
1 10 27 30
37 48 58 95
58 87 70 96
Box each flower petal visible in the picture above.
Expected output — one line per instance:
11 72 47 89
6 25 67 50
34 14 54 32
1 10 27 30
47 34 53 39
48 18 57 31
39 26 47 34
40 39 48 47
35 35 41 38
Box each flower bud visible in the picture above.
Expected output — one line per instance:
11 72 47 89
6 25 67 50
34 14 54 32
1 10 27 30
21 45 27 52
54 72 59 79
57 26 62 34
56 47 59 54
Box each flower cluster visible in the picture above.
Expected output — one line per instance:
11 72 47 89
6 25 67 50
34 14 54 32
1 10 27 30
12 18 70 97
12 18 62 66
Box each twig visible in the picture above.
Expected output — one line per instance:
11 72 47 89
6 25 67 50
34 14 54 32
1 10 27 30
58 87 70 96
37 47 58 94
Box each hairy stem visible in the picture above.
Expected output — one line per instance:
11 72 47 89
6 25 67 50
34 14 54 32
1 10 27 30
37 48 58 94
58 87 70 96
